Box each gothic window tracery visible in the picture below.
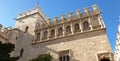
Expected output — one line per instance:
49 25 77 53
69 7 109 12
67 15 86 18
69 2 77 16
58 27 63 35
44 31 48 39
51 29 55 36
74 23 80 31
66 26 71 32
91 16 99 26
59 50 70 61
83 21 89 29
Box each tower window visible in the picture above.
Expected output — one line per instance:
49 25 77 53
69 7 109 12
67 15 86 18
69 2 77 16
58 27 63 35
74 24 80 31
66 26 71 32
83 21 89 29
25 26 28 32
51 29 55 36
44 31 48 38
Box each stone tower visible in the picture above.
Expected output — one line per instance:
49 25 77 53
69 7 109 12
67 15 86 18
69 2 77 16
9 4 114 61
114 24 120 61
15 3 47 35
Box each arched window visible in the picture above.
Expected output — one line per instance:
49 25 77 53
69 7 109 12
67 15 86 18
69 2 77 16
58 27 63 35
74 24 80 30
66 26 71 32
59 50 70 61
20 48 24 57
25 26 28 32
51 29 55 36
83 21 89 29
100 58 110 61
44 31 48 38
37 33 40 40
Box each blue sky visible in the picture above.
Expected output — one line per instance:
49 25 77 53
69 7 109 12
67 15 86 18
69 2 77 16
0 0 119 51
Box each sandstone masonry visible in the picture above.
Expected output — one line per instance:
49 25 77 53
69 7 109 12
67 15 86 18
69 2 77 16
0 4 114 61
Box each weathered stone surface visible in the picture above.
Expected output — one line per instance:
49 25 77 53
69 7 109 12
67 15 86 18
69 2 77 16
0 4 114 61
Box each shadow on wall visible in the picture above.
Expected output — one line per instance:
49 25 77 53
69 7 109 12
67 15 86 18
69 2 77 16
8 28 35 61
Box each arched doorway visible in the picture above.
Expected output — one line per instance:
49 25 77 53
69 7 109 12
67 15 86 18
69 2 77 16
100 58 110 61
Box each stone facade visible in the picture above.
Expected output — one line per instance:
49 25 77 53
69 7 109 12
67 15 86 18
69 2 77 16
3 4 114 61
114 24 120 61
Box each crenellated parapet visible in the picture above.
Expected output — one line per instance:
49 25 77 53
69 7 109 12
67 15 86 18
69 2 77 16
36 5 103 30
33 5 105 44
16 6 47 20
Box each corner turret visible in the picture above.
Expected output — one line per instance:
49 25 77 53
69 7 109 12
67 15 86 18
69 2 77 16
15 3 48 35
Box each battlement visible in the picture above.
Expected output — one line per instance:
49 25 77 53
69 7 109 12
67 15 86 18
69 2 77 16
33 5 105 44
16 7 47 20
47 4 99 23
36 5 101 29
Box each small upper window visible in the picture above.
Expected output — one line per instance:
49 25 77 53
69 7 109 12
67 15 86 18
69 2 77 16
58 27 63 35
25 26 28 32
51 29 55 36
74 24 79 30
83 21 89 29
66 26 71 32
44 31 48 38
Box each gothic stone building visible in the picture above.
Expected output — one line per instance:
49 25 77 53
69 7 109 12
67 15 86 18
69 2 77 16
5 4 114 61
